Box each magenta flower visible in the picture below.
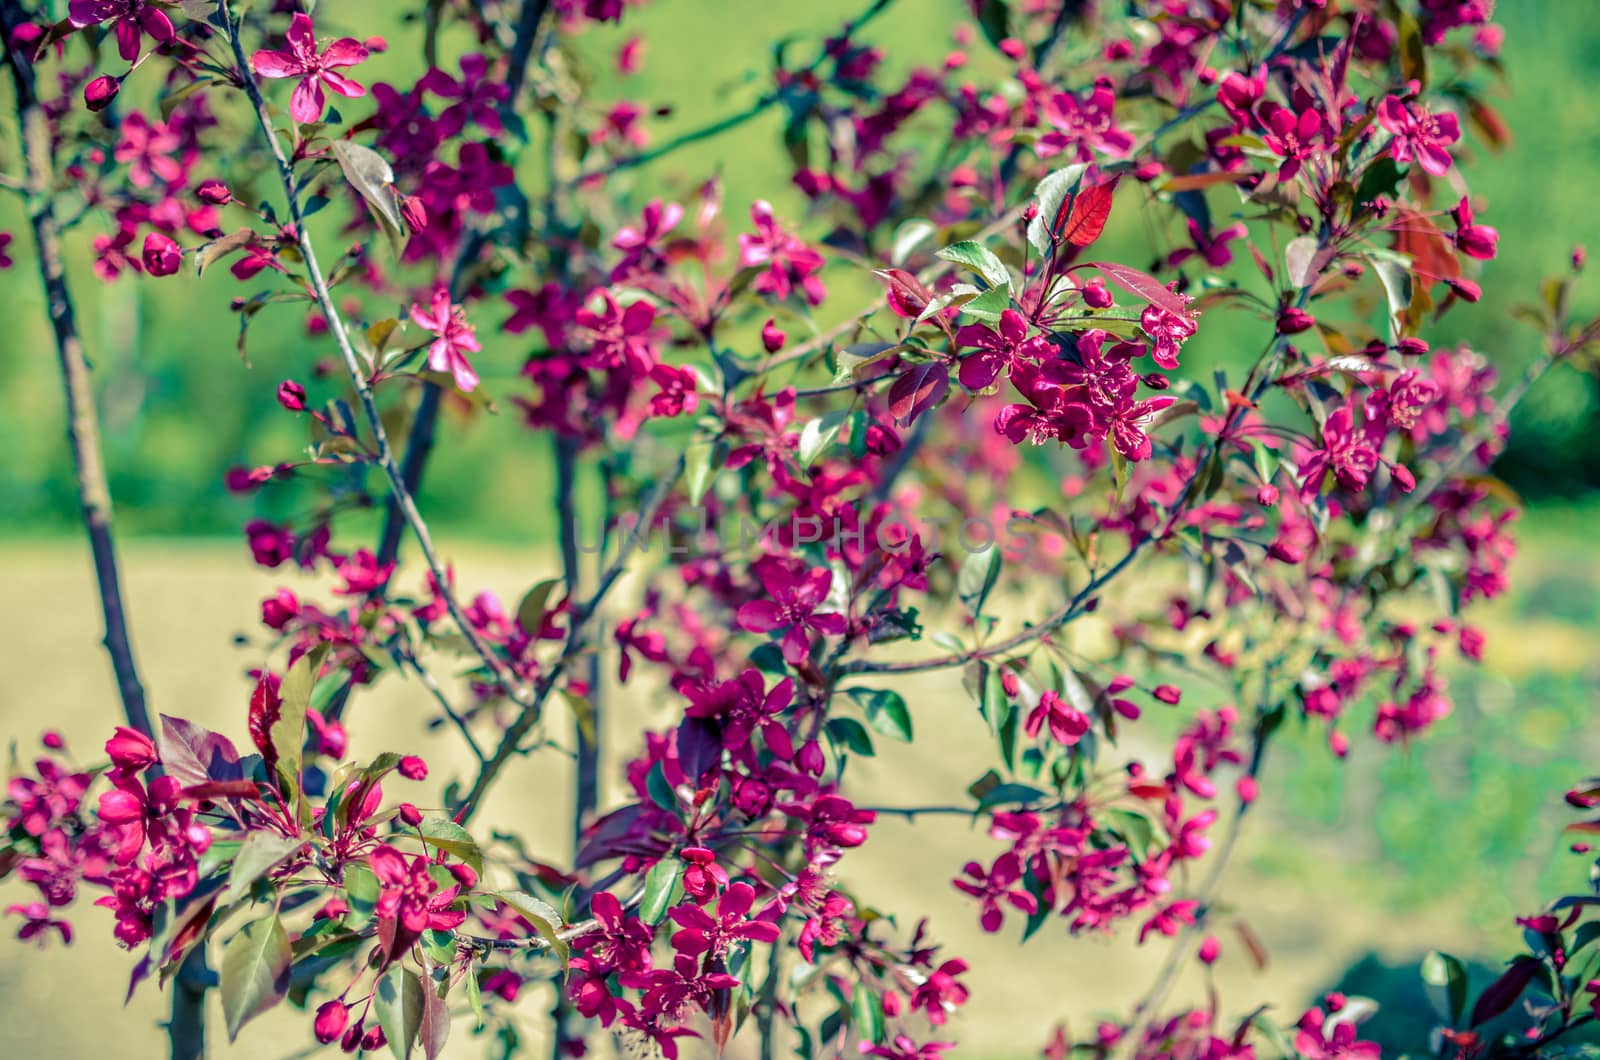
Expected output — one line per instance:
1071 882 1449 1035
1377 95 1460 176
954 309 1050 390
1260 103 1325 181
862 1036 955 1059
953 853 1037 932
737 556 848 664
0 232 12 270
410 289 482 392
69 1 175 63
250 13 370 126
738 200 827 306
1299 405 1381 499
667 882 781 958
1023 690 1091 745
368 845 466 938
1167 219 1248 268
1450 196 1498 259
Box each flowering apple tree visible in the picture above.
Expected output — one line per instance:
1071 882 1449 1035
1 0 1595 1057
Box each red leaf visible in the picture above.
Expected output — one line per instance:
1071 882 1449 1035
872 268 933 319
182 780 262 801
1470 956 1541 1026
888 362 950 426
158 714 244 788
249 679 282 773
1053 179 1118 247
1391 207 1461 285
1090 261 1195 319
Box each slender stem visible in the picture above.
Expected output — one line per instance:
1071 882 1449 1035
554 435 602 848
374 0 551 573
455 455 685 823
224 3 533 710
1112 717 1271 1060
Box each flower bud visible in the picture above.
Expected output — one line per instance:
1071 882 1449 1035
1276 307 1314 335
339 1021 364 1053
1082 278 1114 309
1140 372 1169 390
399 194 429 233
1256 484 1279 506
1198 935 1220 964
314 1000 350 1044
1152 684 1181 705
398 755 428 780
797 739 825 776
106 726 158 773
398 802 423 827
449 862 478 890
1444 276 1481 302
761 318 785 353
276 379 307 412
1395 337 1429 357
997 37 1025 60
362 1025 386 1051
1236 775 1258 804
197 180 233 206
141 232 182 277
84 75 121 111
42 731 65 750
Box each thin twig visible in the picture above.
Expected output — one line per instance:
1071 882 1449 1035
224 2 535 712
455 454 686 823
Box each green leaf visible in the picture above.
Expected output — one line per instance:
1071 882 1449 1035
497 890 569 966
826 717 876 757
271 643 328 820
331 140 406 255
515 578 561 636
846 687 913 742
375 966 425 1060
464 966 486 1028
639 857 683 925
799 410 849 466
957 547 1002 617
646 762 678 815
851 981 885 1043
221 913 291 1040
1027 164 1087 257
976 782 1047 810
1101 807 1167 861
890 219 937 266
936 240 1011 292
1369 255 1414 343
223 832 306 906
417 818 483 875
956 283 1012 322
1421 950 1468 1024
685 439 715 504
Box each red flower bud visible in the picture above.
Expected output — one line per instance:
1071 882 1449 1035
1082 278 1114 309
1140 372 1169 390
1276 307 1314 334
449 862 478 890
398 802 423 827
1444 276 1481 302
761 318 786 353
1256 484 1279 506
399 194 429 233
314 1000 350 1043
141 232 182 277
1152 684 1181 705
277 379 307 411
84 75 121 112
997 37 1025 60
1236 775 1258 804
42 731 65 750
1198 935 1220 964
398 755 428 780
1395 337 1430 357
362 1025 386 1051
105 726 158 773
197 180 233 206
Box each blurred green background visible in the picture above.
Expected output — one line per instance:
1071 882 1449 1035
3 0 1600 1054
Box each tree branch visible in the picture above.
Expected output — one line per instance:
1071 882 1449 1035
2 3 154 744
224 2 535 713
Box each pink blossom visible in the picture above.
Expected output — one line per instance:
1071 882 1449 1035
409 289 482 392
251 13 370 126
1377 95 1460 176
68 1 175 63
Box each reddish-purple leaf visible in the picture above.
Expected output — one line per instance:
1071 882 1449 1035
183 780 262 801
888 362 950 426
248 680 281 773
1090 261 1195 319
1470 956 1541 1026
1053 179 1118 247
159 714 244 789
872 268 933 319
